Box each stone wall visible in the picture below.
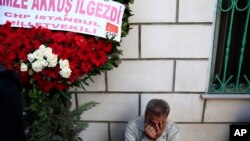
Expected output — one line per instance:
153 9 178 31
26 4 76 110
72 0 250 141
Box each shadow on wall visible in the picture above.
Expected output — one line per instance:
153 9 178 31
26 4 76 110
228 106 250 141
235 106 250 123
111 123 126 141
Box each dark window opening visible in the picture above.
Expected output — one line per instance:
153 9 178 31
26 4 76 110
209 0 250 93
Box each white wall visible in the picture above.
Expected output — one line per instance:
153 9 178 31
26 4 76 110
73 0 250 141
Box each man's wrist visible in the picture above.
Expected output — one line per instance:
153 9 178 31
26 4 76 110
146 135 154 140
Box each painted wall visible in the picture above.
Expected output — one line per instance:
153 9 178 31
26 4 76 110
71 0 250 141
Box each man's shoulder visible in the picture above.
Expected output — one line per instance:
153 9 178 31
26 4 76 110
167 120 177 127
128 116 144 123
166 120 179 134
127 116 144 131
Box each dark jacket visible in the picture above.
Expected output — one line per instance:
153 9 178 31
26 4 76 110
0 65 26 141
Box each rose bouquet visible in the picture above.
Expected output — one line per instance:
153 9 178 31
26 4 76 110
0 0 133 140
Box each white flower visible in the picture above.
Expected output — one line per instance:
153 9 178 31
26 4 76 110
44 47 53 55
59 59 70 69
27 53 35 62
47 54 58 67
59 59 72 78
33 50 44 60
25 44 73 79
59 67 72 78
20 63 28 72
31 61 44 72
40 59 48 67
39 44 46 50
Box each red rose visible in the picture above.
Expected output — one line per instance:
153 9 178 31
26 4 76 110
81 61 93 74
89 50 107 67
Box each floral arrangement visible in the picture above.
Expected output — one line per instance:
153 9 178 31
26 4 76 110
0 0 133 140
0 22 118 93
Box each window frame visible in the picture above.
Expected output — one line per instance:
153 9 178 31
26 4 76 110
208 0 250 94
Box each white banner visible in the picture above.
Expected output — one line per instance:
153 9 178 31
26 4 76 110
0 0 125 41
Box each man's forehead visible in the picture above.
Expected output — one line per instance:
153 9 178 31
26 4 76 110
147 113 166 120
147 112 167 118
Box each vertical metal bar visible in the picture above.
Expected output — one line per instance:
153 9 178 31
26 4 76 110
236 1 250 91
220 0 235 91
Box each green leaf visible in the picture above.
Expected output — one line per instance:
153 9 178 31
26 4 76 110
60 91 72 100
29 69 34 75
70 102 99 120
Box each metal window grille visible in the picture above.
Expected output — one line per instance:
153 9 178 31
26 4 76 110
209 0 250 94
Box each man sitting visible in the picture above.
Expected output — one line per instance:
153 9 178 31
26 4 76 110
125 99 180 141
